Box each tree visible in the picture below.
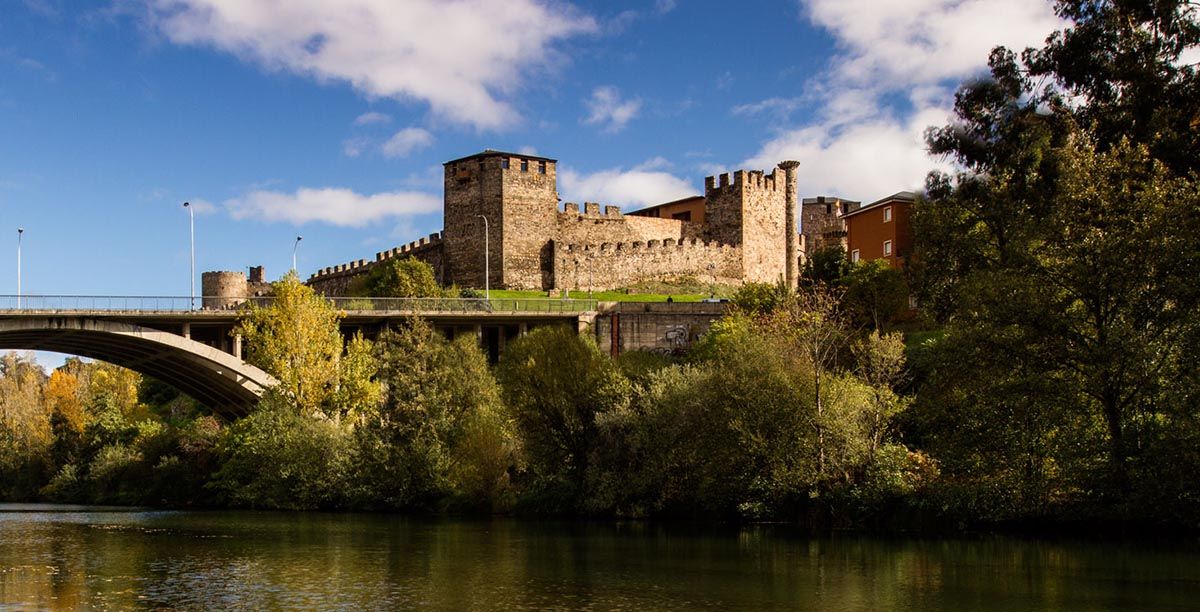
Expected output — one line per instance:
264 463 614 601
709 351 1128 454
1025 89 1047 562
915 18 1200 511
851 332 909 463
844 260 909 331
497 326 630 509
44 369 85 468
730 281 790 316
802 245 851 288
238 272 344 415
358 256 442 298
349 319 514 510
767 287 850 485
0 353 50 497
1025 0 1200 175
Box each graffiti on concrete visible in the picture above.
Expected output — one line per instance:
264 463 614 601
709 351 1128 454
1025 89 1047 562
664 324 689 347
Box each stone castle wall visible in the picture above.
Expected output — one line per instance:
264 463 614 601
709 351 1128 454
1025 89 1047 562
307 233 444 296
306 151 803 295
443 156 503 290
501 158 558 289
550 238 742 291
704 169 788 283
201 269 272 309
555 202 702 247
801 197 857 254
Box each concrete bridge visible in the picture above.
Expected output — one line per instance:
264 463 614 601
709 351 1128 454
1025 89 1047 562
0 296 598 416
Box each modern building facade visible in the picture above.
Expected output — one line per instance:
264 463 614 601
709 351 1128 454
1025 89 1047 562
843 191 916 268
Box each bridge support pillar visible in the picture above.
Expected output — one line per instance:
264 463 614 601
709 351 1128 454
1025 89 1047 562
181 322 191 339
518 323 528 336
233 333 242 359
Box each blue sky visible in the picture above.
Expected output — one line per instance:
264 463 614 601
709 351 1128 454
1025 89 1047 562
0 0 1067 297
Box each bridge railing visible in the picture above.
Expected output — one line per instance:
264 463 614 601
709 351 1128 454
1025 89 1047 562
0 295 598 314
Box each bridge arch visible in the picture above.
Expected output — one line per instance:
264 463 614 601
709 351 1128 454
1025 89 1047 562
0 317 278 416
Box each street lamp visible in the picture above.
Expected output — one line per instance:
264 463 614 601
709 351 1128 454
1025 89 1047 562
476 215 489 300
16 227 23 309
183 202 194 310
292 235 303 273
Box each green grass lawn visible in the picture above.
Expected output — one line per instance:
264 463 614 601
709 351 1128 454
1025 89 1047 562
486 289 713 302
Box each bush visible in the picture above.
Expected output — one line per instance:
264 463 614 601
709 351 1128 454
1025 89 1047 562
498 326 630 512
210 396 350 510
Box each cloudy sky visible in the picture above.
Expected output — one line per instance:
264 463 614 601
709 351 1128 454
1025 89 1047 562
0 0 1066 295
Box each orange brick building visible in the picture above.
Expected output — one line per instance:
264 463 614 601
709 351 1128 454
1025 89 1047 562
843 191 915 268
626 195 707 224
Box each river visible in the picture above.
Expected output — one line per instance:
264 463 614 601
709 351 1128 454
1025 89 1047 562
1 504 1198 610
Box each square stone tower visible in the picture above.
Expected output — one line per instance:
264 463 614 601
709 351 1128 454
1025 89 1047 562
443 151 560 289
704 169 789 283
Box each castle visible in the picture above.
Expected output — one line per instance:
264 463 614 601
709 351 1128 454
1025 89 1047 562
307 150 819 294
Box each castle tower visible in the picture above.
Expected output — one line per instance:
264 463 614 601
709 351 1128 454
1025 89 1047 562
778 161 800 289
703 168 788 284
800 196 860 254
443 150 559 289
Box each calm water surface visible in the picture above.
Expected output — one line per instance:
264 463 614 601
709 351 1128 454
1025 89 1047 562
0 504 1198 610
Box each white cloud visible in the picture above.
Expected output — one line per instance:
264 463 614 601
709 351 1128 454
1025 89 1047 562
559 163 696 210
583 86 641 133
225 187 440 227
655 0 676 14
731 97 804 117
144 0 596 131
352 111 391 126
739 0 1065 202
342 137 369 158
183 198 218 214
746 106 954 200
381 127 434 158
803 0 1061 91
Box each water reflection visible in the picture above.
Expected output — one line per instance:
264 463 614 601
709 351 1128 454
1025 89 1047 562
1 505 1198 610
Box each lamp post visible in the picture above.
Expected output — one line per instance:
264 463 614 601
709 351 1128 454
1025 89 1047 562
476 215 489 300
183 202 194 310
16 227 23 310
292 235 303 274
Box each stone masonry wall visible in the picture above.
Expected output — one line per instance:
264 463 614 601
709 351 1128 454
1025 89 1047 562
555 202 702 247
443 156 503 289
594 301 730 357
202 271 247 310
704 169 788 283
500 157 559 289
550 238 742 291
801 197 856 254
307 234 444 296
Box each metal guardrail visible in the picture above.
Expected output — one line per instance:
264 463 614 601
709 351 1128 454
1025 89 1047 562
0 295 598 314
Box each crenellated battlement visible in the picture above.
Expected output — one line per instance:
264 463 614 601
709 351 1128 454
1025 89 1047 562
304 149 803 293
703 168 780 195
308 232 443 281
560 202 624 219
559 236 737 255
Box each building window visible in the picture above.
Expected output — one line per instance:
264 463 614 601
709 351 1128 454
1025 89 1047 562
538 161 547 174
521 159 529 172
851 249 860 263
501 158 510 169
884 206 892 222
883 240 892 256
671 211 692 222
826 203 832 214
